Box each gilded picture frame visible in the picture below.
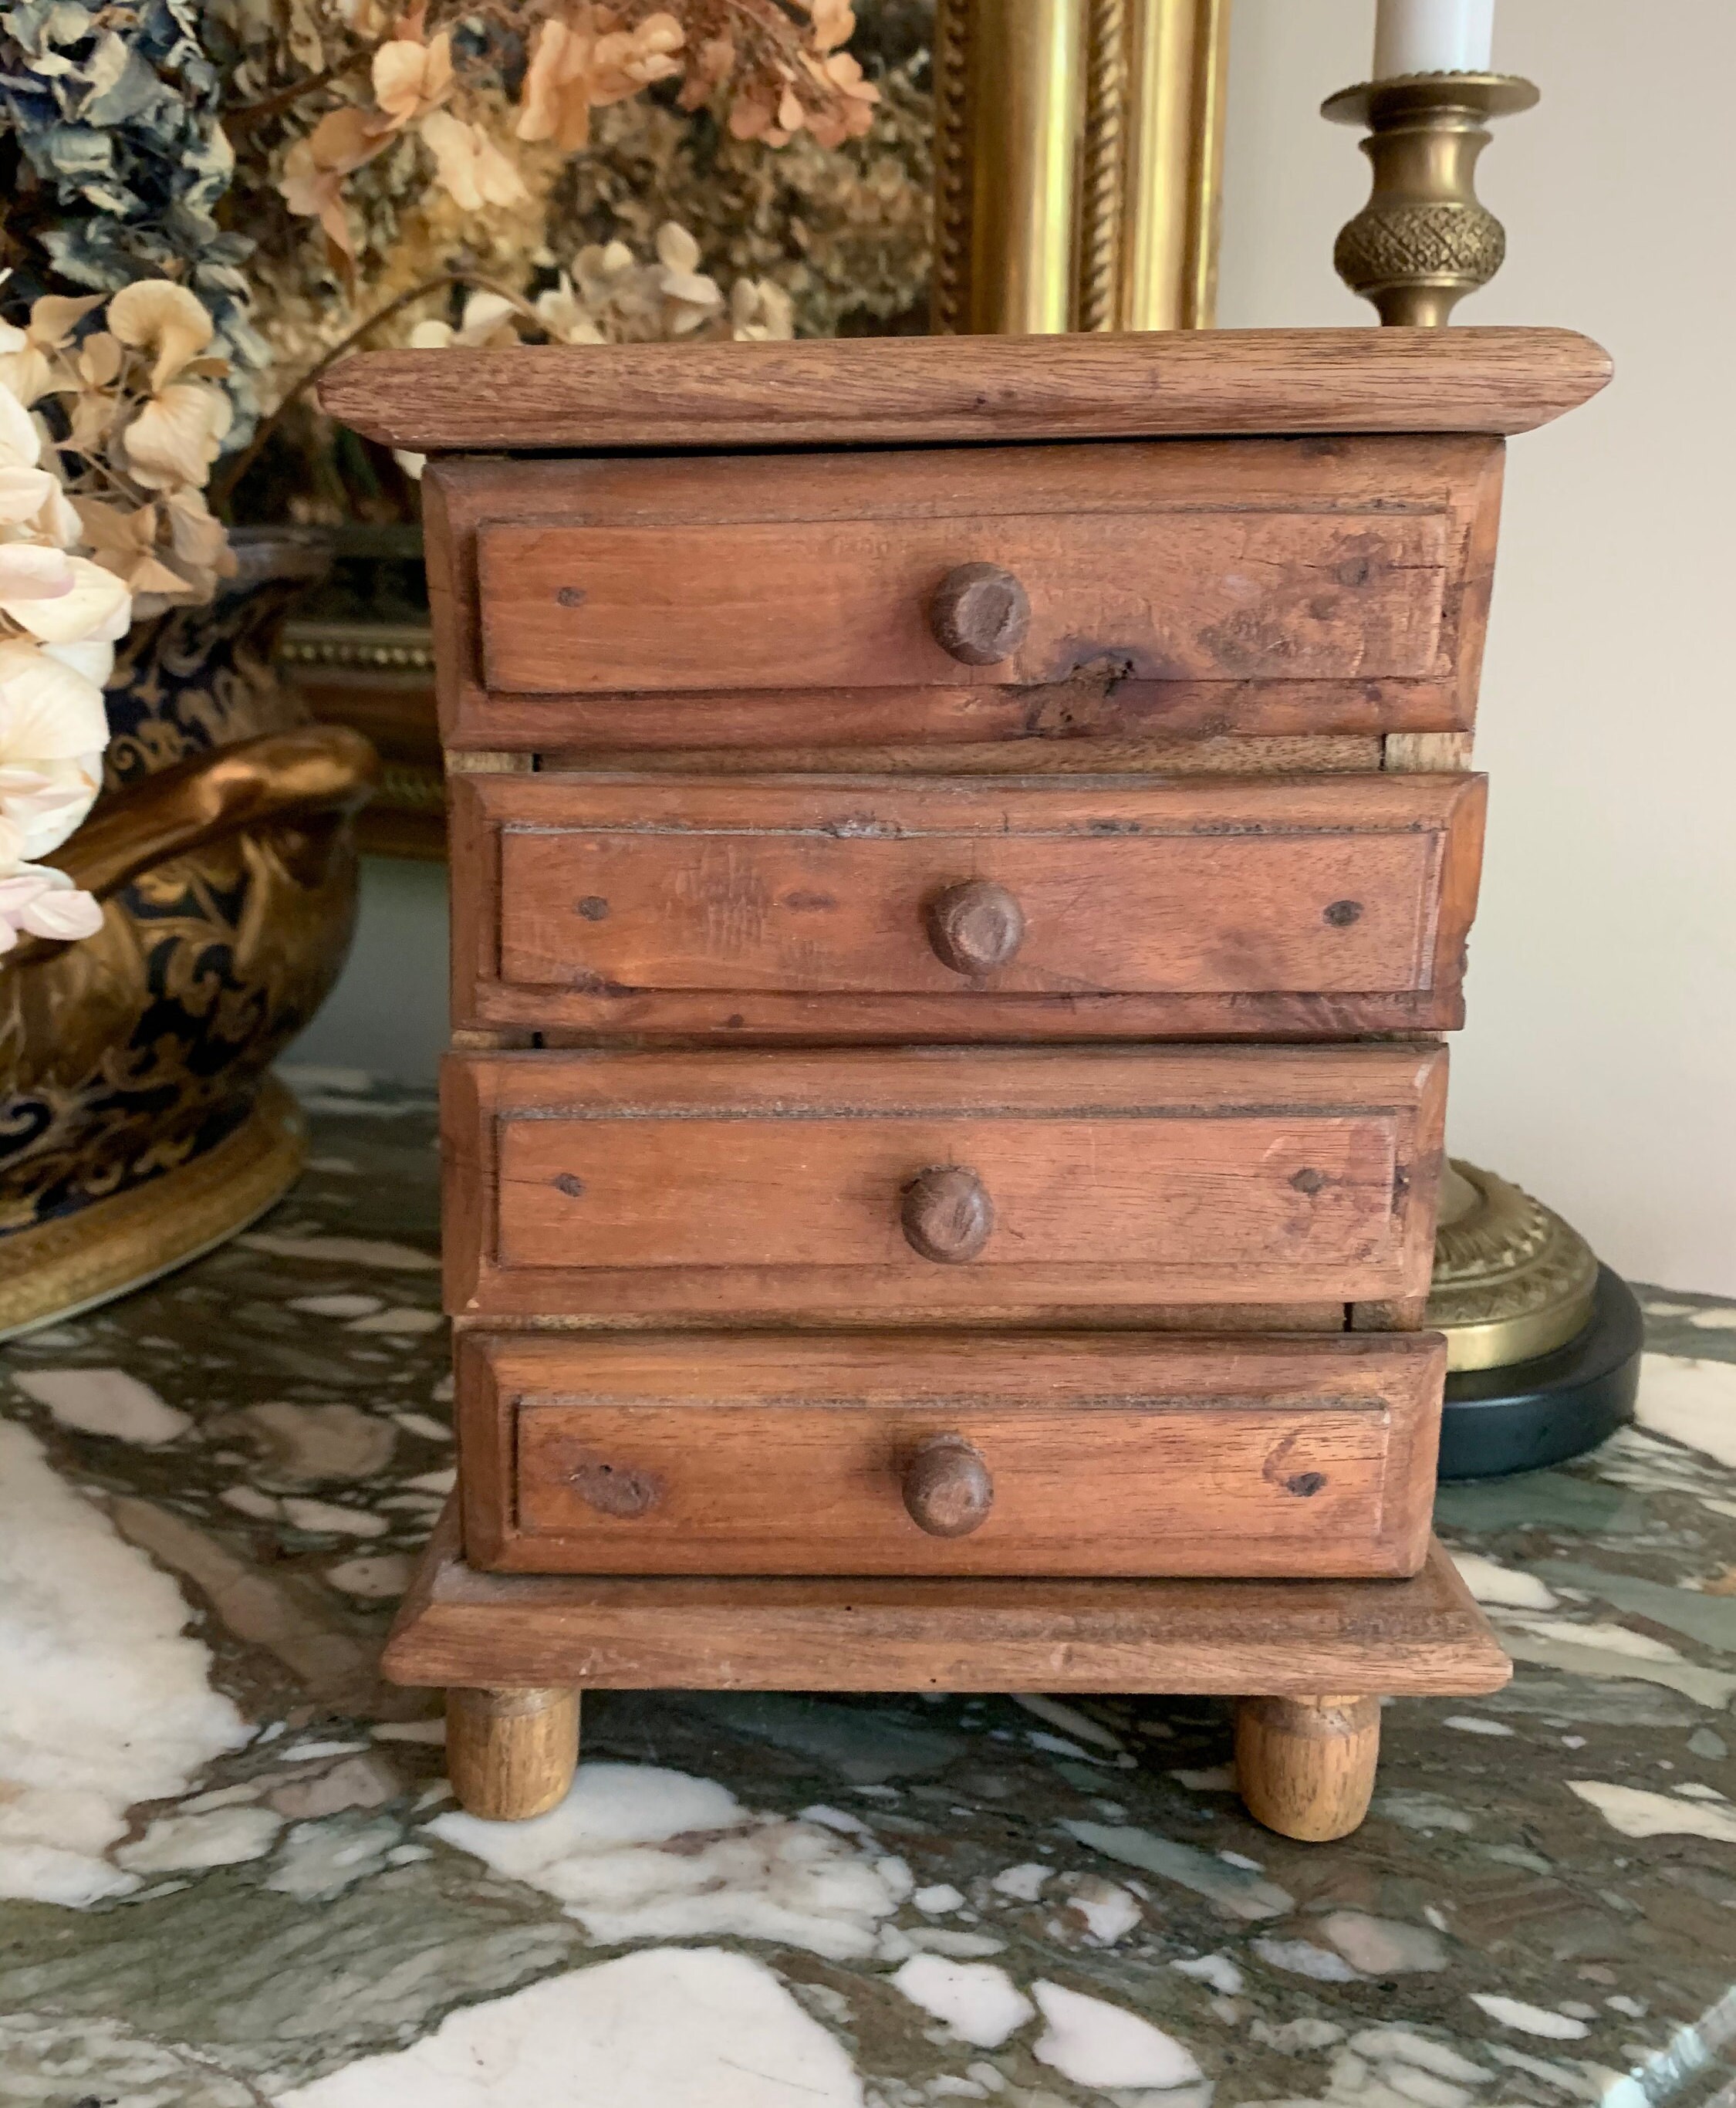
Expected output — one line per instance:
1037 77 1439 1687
932 0 1231 335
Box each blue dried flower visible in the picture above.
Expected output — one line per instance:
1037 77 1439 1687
0 0 265 438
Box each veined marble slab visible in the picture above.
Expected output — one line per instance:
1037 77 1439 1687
0 1078 1731 2106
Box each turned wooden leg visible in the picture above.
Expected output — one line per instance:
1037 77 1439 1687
1234 1693 1380 1842
446 1687 579 1820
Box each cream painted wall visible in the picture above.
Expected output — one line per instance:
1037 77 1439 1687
293 0 1736 1292
1218 0 1736 1294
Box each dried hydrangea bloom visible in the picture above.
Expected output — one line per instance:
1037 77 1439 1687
408 293 525 352
420 110 532 215
107 282 217 395
0 625 111 958
0 1 265 438
281 108 388 262
371 24 455 131
69 498 191 604
0 387 130 650
0 863 104 954
120 384 236 494
729 276 795 341
518 11 688 152
0 637 110 850
393 215 782 489
260 0 876 273
0 296 104 409
0 369 114 948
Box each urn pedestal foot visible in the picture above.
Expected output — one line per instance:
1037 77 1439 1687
0 1077 308 1343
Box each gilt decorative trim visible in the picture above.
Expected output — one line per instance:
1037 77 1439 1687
0 1077 307 1341
928 0 1228 336
1427 1160 1600 1373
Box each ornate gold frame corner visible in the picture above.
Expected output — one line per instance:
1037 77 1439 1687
933 0 1231 336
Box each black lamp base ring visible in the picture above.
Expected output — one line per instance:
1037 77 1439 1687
1437 1265 1643 1481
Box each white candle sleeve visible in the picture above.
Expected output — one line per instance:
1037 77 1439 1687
1373 0 1495 79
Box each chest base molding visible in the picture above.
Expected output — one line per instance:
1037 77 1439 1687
387 1512 1506 1839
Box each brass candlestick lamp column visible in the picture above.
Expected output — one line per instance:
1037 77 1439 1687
1323 68 1642 1478
1323 72 1536 326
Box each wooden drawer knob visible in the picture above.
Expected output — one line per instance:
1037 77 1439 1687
927 562 1031 666
902 1435 994 1537
927 880 1025 976
900 1165 995 1262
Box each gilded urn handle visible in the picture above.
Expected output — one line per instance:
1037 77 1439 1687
8 728 379 975
48 728 378 903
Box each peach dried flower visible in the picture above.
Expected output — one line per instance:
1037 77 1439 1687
120 383 235 492
104 282 215 394
372 25 454 130
420 110 531 211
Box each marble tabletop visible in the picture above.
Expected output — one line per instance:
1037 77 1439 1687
1 1070 1731 2108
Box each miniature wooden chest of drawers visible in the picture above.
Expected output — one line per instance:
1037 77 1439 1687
325 326 1608 1839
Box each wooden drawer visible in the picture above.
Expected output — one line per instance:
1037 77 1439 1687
424 437 1504 750
458 1329 1444 1579
477 503 1449 694
453 770 1484 1040
444 1044 1446 1324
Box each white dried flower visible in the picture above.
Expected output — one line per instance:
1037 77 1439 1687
0 633 113 950
0 863 103 953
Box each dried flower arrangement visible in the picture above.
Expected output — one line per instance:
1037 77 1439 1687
0 276 236 951
418 223 792 350
3 4 920 453
555 43 930 337
372 222 792 481
264 1 877 279
194 1 926 522
0 3 273 432
0 1 930 935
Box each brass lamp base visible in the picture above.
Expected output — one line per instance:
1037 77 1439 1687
1427 1160 1600 1373
1317 70 1635 1475
1430 1164 1640 1481
1436 1266 1641 1482
0 1076 307 1343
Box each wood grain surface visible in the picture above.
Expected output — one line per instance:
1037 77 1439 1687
373 326 1569 1733
442 1043 1447 1323
450 770 1487 1040
319 326 1610 452
477 508 1449 696
422 436 1503 748
1236 1694 1382 1841
444 1687 579 1820
384 1508 1511 1696
458 1329 1444 1579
